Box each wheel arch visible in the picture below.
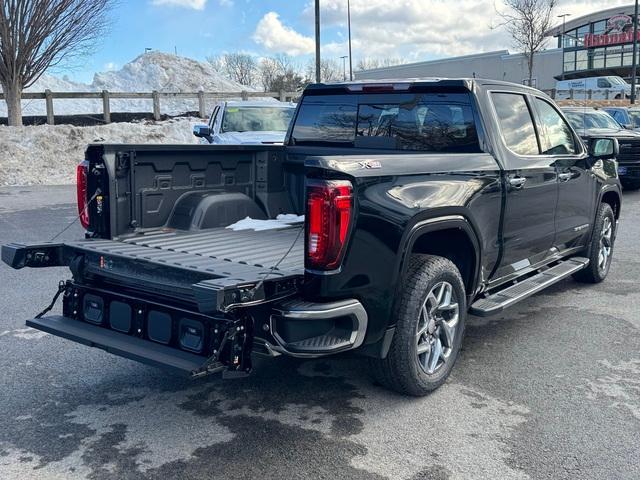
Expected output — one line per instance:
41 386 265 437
398 215 482 298
600 189 621 219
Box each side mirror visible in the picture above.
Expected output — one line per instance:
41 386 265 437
588 137 618 160
193 124 211 138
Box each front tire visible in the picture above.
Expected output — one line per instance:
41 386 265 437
370 255 466 396
573 203 615 284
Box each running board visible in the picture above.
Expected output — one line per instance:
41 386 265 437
470 257 589 316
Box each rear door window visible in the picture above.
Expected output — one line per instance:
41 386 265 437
491 92 540 155
291 92 481 152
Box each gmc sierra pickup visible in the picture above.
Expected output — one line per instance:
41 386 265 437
2 79 622 396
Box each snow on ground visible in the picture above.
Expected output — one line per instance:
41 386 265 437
0 118 200 186
0 52 255 117
226 214 305 231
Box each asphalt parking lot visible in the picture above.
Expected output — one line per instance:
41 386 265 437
0 185 638 480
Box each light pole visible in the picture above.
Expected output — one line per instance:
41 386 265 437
632 0 639 104
315 0 321 83
347 0 353 80
557 13 571 81
340 55 348 81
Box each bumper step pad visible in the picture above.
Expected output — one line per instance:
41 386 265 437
470 257 589 316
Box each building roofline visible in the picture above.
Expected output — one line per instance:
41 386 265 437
356 49 561 75
545 4 634 37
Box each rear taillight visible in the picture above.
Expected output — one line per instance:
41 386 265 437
306 179 353 270
76 160 90 230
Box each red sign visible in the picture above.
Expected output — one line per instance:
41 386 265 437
585 30 640 48
583 14 637 48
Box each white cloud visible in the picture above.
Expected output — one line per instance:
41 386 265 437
151 0 207 10
103 62 118 71
252 12 315 56
301 0 631 61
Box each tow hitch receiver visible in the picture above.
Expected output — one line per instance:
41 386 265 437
191 315 253 379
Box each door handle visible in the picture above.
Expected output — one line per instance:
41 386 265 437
508 177 527 189
558 172 572 183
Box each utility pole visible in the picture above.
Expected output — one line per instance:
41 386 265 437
557 14 571 81
315 0 321 83
348 0 353 80
340 55 348 81
632 0 639 104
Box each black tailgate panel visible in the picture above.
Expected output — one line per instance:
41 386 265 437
65 226 304 310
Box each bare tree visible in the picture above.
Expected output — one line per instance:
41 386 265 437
206 54 225 73
496 0 557 86
259 55 307 93
0 0 114 126
258 57 280 92
356 57 407 72
306 58 341 83
221 53 257 87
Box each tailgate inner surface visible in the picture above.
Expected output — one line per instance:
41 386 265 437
66 226 304 284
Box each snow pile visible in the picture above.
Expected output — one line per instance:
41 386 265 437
226 214 305 231
0 118 200 186
0 52 254 117
93 52 244 93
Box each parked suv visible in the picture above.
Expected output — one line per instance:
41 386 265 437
564 107 640 190
3 79 621 396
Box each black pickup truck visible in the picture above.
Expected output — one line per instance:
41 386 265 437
2 79 622 396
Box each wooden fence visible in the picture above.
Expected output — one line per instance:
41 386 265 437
0 90 298 125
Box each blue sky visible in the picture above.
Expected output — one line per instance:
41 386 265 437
67 0 629 83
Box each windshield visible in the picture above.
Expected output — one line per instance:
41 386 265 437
221 107 294 133
608 76 628 86
627 110 640 127
564 111 621 130
290 92 481 152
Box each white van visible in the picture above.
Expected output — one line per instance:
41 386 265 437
555 76 631 100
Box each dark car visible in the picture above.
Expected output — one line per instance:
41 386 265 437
563 107 640 190
3 79 622 396
601 106 640 131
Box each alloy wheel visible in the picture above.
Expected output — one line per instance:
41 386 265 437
416 281 460 375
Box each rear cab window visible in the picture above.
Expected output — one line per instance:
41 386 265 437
290 91 481 152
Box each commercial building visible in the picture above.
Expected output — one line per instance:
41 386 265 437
356 4 638 90
355 49 562 90
547 4 639 80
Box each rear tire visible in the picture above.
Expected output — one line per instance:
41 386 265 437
573 203 615 284
370 255 466 396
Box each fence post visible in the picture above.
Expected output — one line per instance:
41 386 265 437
279 90 286 102
102 90 111 123
550 88 556 99
198 90 206 118
45 89 54 125
241 90 248 101
569 89 574 100
587 89 592 100
152 91 161 120
605 89 610 100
